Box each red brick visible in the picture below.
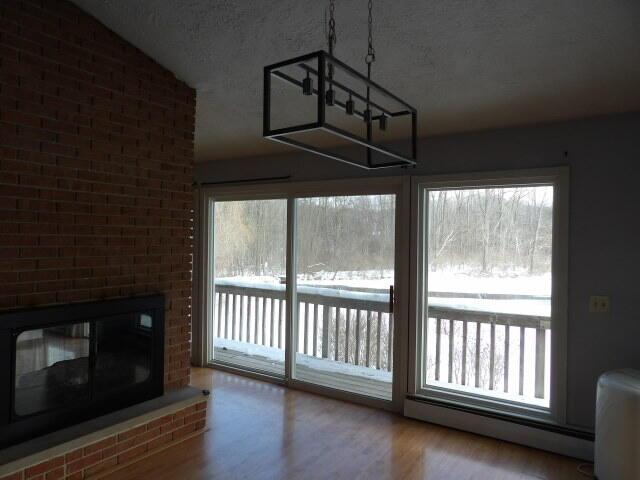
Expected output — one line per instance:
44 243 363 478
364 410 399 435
172 422 197 440
43 467 63 480
65 448 83 463
147 431 173 452
101 445 117 459
83 435 116 455
160 418 185 434
117 443 148 464
117 424 146 442
173 405 196 419
0 0 195 393
66 451 101 474
0 472 23 480
83 456 118 477
24 456 64 478
146 413 173 430
184 410 207 425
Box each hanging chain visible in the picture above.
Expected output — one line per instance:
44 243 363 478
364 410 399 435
328 0 336 55
365 0 375 66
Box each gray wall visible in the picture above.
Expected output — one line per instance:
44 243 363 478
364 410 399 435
195 112 640 430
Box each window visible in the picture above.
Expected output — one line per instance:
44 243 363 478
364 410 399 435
412 170 567 419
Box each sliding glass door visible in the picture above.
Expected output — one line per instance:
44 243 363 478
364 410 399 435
293 195 395 400
210 198 287 376
204 182 400 403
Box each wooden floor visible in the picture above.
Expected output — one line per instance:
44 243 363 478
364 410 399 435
104 368 585 480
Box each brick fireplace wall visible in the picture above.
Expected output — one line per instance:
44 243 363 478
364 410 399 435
0 0 195 390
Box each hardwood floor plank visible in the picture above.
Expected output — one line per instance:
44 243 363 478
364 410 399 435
102 368 584 480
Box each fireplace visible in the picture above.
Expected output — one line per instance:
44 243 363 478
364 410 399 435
0 295 165 449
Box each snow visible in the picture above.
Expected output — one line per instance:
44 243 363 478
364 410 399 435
296 270 550 297
429 298 549 317
217 269 551 318
214 338 392 383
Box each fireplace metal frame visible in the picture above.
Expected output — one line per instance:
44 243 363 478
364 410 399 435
0 294 165 449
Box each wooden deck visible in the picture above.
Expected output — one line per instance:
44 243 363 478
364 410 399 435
213 346 392 400
103 368 587 480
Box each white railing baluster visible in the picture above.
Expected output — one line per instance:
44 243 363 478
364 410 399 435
279 299 285 349
461 320 467 386
355 310 362 365
345 308 351 363
489 322 495 390
365 311 372 368
321 306 329 358
303 303 311 355
253 296 259 344
334 308 340 361
376 311 382 369
534 327 546 399
519 326 525 396
387 313 393 372
504 325 510 393
225 293 231 339
231 295 242 340
270 298 275 347
448 319 454 383
435 317 441 381
261 297 267 346
474 323 481 388
312 304 318 357
216 292 222 338
241 296 247 342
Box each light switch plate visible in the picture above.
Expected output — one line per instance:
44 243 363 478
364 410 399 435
589 295 610 313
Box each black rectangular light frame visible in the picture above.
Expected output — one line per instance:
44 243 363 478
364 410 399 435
264 50 417 170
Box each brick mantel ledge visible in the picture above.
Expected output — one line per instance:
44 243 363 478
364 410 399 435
0 388 208 480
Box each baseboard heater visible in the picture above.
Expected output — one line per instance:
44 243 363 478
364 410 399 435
404 396 594 461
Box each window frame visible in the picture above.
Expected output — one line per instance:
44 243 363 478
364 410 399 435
408 168 569 424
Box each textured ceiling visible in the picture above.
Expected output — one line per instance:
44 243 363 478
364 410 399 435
71 1 640 162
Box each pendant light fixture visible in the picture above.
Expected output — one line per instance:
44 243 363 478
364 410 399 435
263 0 417 170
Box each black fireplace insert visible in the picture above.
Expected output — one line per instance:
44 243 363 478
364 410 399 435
0 295 164 449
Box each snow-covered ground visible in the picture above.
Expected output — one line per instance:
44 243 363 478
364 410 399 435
219 269 551 317
221 269 550 296
214 338 393 383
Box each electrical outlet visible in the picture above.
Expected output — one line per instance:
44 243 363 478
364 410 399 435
589 295 610 314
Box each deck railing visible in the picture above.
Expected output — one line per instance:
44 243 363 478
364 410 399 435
426 306 550 399
213 280 550 399
214 280 394 371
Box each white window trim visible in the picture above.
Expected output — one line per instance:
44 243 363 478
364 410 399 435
407 168 569 425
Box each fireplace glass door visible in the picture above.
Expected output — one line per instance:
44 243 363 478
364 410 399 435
14 322 91 417
94 313 153 394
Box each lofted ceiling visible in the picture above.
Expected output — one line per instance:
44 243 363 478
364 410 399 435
71 1 640 162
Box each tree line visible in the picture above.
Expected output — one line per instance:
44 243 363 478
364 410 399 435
213 187 552 279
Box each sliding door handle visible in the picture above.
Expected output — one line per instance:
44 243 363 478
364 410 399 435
389 285 394 314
